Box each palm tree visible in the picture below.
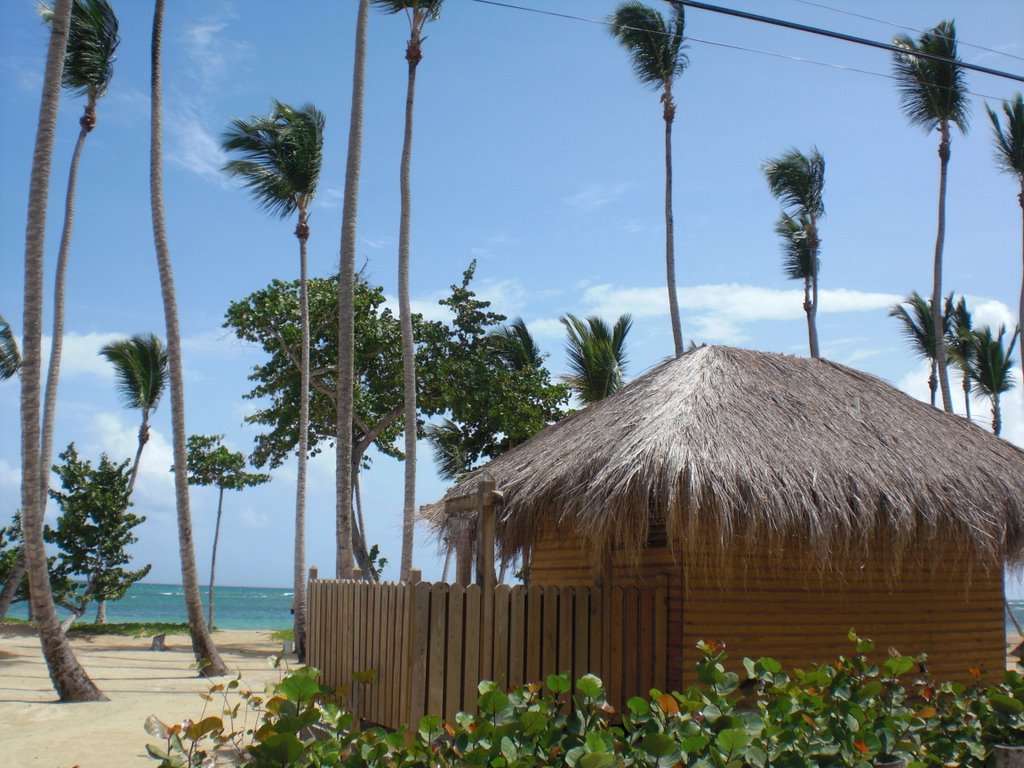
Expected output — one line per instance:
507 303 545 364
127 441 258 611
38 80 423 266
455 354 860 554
763 147 826 358
945 296 974 420
0 314 20 379
222 100 324 661
561 313 633 404
610 1 688 358
99 334 167 494
372 0 444 582
490 317 544 371
967 325 1019 436
21 0 105 701
889 291 953 408
150 0 226 676
336 0 370 583
988 93 1024 342
892 20 970 414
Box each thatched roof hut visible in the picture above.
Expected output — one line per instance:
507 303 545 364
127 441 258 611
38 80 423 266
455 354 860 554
427 346 1024 684
428 345 1024 572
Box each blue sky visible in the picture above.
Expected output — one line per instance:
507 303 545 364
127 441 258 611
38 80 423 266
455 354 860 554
1 0 1022 591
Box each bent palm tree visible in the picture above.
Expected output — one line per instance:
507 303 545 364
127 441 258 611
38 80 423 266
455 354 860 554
988 93 1024 342
889 291 952 408
892 20 969 413
150 0 226 676
968 325 1019 436
763 147 825 358
945 296 974 420
222 100 324 661
0 314 20 379
336 0 370 582
561 313 633 405
99 334 167 494
21 0 105 701
610 1 687 357
490 317 544 371
372 0 444 581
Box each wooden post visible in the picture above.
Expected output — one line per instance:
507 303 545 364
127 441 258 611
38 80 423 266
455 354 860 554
455 521 472 586
352 567 362 581
409 568 422 584
309 565 318 581
476 475 498 684
591 547 613 697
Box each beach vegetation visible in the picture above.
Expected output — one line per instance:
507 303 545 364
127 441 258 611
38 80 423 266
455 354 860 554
0 313 20 380
986 92 1024 342
145 634 1023 768
945 296 975 419
889 291 954 408
966 323 1020 436
560 313 633 405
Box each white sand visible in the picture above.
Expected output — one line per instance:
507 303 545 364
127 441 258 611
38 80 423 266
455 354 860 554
0 625 287 767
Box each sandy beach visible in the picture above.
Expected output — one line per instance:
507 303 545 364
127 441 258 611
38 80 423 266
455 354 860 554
0 625 287 768
1 624 1021 767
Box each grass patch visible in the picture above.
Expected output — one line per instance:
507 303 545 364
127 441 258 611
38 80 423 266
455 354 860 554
268 628 294 642
67 621 194 637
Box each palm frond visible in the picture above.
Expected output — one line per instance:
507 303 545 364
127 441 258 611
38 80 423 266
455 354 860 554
561 313 632 404
969 325 1020 398
988 93 1024 179
42 0 119 100
609 1 688 89
891 20 969 134
945 295 974 373
371 0 443 23
99 333 168 412
0 314 21 380
762 146 825 218
490 318 543 371
889 291 952 362
221 100 325 220
774 213 817 281
426 418 470 481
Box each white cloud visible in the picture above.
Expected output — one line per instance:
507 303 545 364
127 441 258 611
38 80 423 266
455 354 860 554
40 331 123 379
565 182 632 211
181 16 251 95
169 113 227 184
360 235 390 250
82 412 176 512
970 297 1016 330
525 317 565 341
317 188 343 210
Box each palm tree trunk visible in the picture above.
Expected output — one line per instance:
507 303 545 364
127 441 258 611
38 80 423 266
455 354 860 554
208 485 224 629
335 0 368 581
663 87 683 358
993 394 1002 436
398 31 422 582
21 0 105 701
293 212 310 662
932 121 954 413
40 111 93 520
962 376 971 421
1018 184 1023 346
94 598 106 624
802 276 815 358
126 411 149 496
928 360 937 408
0 552 26 620
150 0 226 677
808 223 820 359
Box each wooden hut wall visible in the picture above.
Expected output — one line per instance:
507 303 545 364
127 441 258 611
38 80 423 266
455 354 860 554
528 526 1004 687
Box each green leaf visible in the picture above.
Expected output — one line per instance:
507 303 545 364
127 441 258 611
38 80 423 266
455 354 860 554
716 728 749 755
478 690 510 715
185 716 222 741
640 732 678 758
578 754 617 768
501 736 518 763
547 673 571 694
991 693 1024 714
627 696 650 716
680 734 710 754
277 673 320 703
882 656 914 678
576 674 604 699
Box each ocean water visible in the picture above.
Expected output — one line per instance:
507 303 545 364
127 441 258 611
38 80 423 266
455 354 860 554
1010 600 1024 634
5 582 294 630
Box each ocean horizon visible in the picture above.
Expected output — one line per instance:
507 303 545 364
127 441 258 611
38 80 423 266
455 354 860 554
5 582 294 630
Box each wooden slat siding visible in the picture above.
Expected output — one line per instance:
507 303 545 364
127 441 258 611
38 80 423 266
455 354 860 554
408 582 431 731
445 584 465 718
589 587 603 685
543 585 559 678
526 585 543 683
623 586 639 699
639 586 654 695
558 586 573 676
509 586 526 688
374 585 386 723
653 574 669 690
427 583 448 719
493 585 510 686
463 585 481 715
574 587 589 688
609 587 624 707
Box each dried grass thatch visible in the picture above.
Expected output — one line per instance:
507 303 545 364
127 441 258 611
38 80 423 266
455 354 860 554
425 346 1024 574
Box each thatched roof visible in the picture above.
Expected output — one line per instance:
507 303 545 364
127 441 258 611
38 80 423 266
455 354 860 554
425 345 1024 571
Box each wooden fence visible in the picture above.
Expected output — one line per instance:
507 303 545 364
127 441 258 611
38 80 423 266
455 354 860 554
306 576 669 730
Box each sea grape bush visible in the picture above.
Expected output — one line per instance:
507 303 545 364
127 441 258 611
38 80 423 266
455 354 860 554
146 632 1024 767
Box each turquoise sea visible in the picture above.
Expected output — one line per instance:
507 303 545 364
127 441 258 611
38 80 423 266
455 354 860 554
6 582 294 630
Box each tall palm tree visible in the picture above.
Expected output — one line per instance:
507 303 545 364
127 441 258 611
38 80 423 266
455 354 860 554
988 93 1024 342
967 325 1019 436
561 313 633 405
892 20 970 414
222 100 324 661
372 0 444 582
610 1 688 358
763 147 826 358
99 334 167 494
889 291 953 408
150 0 226 676
21 0 105 701
336 0 370 583
0 314 19 380
945 296 975 420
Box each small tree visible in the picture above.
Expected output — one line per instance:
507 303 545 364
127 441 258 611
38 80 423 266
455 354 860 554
185 434 269 628
45 443 151 626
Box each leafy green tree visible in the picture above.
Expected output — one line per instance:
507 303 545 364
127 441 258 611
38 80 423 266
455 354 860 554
44 444 151 627
222 99 324 661
100 334 167 494
610 1 688 358
0 512 76 621
945 296 975 419
150 0 226 676
561 313 633 405
889 291 953 408
0 314 20 380
967 324 1019 436
21 0 105 701
892 20 970 414
184 435 269 628
372 0 445 581
763 147 826 358
988 93 1024 342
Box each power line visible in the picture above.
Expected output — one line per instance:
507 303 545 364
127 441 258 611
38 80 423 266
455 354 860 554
786 0 1024 64
465 0 1012 102
668 1 1024 84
